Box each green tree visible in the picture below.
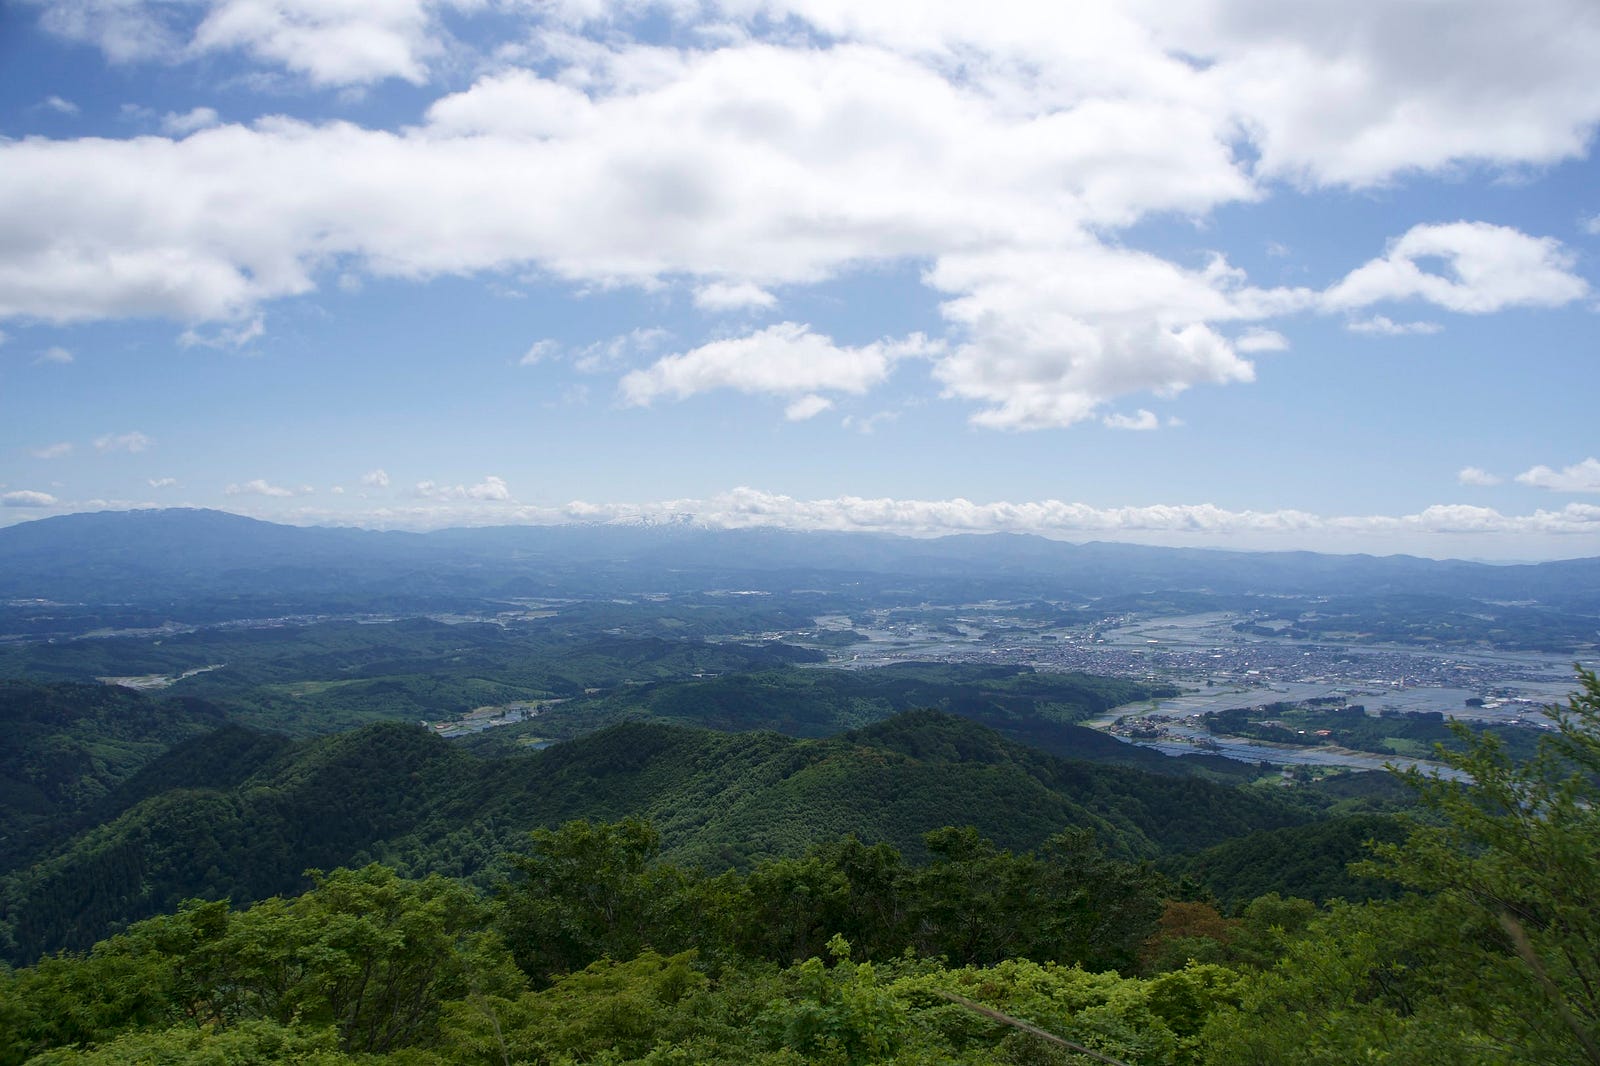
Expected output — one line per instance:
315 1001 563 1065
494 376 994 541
496 818 694 982
1369 666 1600 1063
1204 668 1600 1065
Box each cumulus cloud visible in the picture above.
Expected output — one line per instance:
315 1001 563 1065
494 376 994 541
508 487 1600 548
7 2 1600 430
1103 409 1160 431
414 475 511 501
161 106 219 135
32 0 463 87
620 323 940 406
1458 466 1503 487
41 95 79 115
94 431 152 453
148 476 178 488
784 394 833 421
203 486 1600 558
1515 457 1600 493
2 490 58 507
225 478 297 497
1347 315 1442 336
1235 328 1288 352
1324 222 1588 314
1161 0 1600 186
694 281 778 312
178 314 263 348
30 442 74 459
36 0 1600 192
36 346 74 364
360 468 391 488
923 244 1285 429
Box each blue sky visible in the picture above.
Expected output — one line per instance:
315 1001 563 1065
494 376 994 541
2 0 1599 559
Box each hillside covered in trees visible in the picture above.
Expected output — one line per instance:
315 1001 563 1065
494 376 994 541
1 693 1312 965
4 669 1600 1064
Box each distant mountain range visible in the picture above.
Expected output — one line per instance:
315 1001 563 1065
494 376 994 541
2 508 1598 613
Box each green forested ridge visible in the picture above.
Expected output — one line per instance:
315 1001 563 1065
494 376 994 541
0 681 230 871
1167 814 1411 906
0 708 1311 965
3 670 1599 1065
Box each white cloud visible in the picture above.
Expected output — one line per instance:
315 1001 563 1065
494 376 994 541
1325 222 1588 314
1515 457 1600 493
360 468 391 488
784 394 833 421
187 487 1600 558
161 106 220 135
414 475 511 501
1102 409 1160 431
930 245 1259 429
36 346 75 364
33 0 464 87
1164 0 1600 186
1235 328 1288 353
694 281 778 312
574 328 671 373
841 410 899 435
41 95 80 115
36 0 1600 195
520 339 561 366
519 330 673 372
1582 213 1600 236
515 487 1600 549
225 478 296 497
30 443 74 459
30 0 190 64
621 322 940 406
94 431 152 453
178 314 264 348
6 3 1600 431
1346 315 1442 336
1458 466 1503 487
1 490 58 507
470 476 510 501
148 476 178 488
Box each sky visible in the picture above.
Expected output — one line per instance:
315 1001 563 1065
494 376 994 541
2 0 1599 560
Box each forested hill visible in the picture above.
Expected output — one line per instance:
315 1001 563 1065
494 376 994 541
0 681 234 872
0 709 1310 965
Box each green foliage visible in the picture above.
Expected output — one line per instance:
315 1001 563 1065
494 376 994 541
2 866 520 1063
1203 668 1600 1065
497 819 694 983
1168 814 1408 907
4 708 1307 964
0 681 227 873
19 1019 355 1066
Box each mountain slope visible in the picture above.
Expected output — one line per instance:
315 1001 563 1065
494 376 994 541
0 710 1309 964
4 508 1598 610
